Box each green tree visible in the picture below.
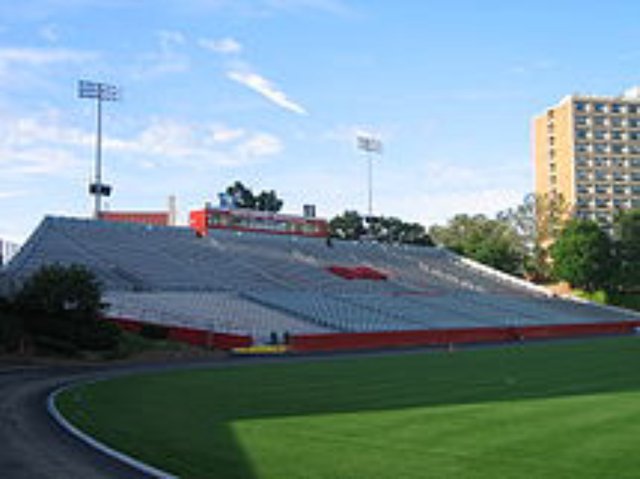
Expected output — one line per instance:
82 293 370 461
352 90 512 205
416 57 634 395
255 190 284 213
224 181 284 212
329 210 366 240
550 220 616 292
430 214 524 274
0 296 23 352
329 211 433 246
14 264 120 352
497 192 571 280
225 181 256 209
612 208 640 289
370 216 434 246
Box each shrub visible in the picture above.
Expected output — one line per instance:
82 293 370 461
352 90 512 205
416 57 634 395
140 323 169 340
13 264 121 353
0 304 23 352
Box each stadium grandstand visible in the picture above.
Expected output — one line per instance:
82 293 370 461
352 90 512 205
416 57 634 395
2 214 639 351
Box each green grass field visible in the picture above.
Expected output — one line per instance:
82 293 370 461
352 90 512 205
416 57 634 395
57 337 640 479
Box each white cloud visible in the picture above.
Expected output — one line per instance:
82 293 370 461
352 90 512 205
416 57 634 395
199 37 242 54
0 111 89 177
0 47 95 71
0 190 28 200
3 147 82 175
227 69 307 115
6 114 92 148
209 125 246 143
133 30 189 78
106 118 282 167
235 132 282 158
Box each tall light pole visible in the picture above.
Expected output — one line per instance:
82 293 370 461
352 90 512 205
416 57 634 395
356 134 383 219
78 80 120 219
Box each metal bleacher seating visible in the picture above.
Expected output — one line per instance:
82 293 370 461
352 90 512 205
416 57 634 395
5 216 639 341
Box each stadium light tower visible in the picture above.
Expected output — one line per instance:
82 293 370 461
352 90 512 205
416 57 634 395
356 134 383 219
78 80 120 219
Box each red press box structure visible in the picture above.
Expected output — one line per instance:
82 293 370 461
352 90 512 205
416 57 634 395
100 211 171 226
190 206 329 238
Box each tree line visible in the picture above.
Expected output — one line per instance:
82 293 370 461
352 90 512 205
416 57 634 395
329 194 639 298
428 193 639 296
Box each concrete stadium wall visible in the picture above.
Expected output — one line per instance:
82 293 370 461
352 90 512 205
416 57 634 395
108 316 253 350
290 321 640 353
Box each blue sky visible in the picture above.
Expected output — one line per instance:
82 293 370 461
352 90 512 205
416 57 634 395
1 0 640 243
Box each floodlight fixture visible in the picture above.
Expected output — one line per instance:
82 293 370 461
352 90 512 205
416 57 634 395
78 80 121 218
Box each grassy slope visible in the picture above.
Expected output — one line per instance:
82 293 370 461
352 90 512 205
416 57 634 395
58 337 640 479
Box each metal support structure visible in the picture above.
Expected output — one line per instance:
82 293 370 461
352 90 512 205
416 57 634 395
356 134 383 219
78 80 120 219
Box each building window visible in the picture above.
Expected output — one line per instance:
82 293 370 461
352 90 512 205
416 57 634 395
576 156 590 167
593 130 607 140
594 157 608 167
575 143 590 153
628 104 638 114
575 101 586 112
575 129 588 140
611 130 624 141
575 115 588 126
611 103 623 114
595 184 609 195
613 172 627 182
594 143 608 154
611 117 623 128
595 170 608 181
612 158 626 168
593 116 607 126
629 118 639 128
611 144 625 154
577 170 590 181
594 103 606 113
629 131 640 141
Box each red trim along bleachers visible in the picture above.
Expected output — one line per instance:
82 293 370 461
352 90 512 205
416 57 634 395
289 320 640 353
327 265 388 280
109 317 252 350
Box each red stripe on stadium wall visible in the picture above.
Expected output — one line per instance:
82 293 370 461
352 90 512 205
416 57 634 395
289 321 640 353
108 317 252 350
